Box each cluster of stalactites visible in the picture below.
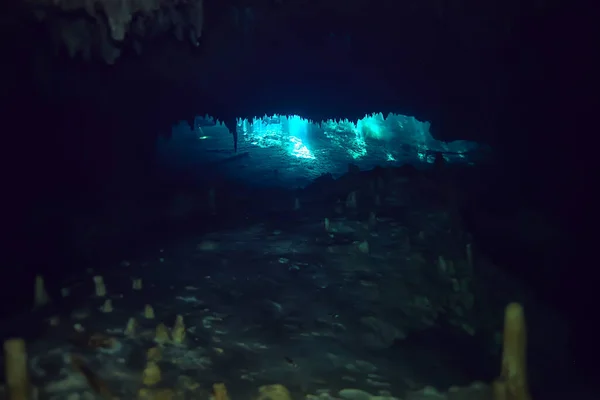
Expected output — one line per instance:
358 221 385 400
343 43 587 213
27 0 204 64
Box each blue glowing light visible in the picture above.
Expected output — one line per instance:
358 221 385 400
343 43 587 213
290 136 314 159
159 112 485 187
239 115 315 160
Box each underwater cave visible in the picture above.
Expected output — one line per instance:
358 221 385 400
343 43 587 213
0 1 594 399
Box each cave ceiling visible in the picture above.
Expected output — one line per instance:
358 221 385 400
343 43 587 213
2 0 580 147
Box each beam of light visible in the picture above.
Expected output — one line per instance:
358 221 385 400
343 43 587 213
239 115 315 159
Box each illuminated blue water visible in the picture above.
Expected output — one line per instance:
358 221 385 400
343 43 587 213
157 113 483 187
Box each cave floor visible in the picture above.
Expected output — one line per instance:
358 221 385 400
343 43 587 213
0 169 546 400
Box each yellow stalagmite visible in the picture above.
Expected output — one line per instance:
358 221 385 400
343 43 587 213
493 302 531 400
3 338 30 400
